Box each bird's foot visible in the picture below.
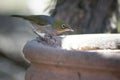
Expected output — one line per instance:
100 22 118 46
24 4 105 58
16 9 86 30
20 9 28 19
44 34 53 40
36 34 57 46
44 34 56 45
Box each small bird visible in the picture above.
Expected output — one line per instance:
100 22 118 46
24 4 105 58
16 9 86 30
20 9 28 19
12 15 73 39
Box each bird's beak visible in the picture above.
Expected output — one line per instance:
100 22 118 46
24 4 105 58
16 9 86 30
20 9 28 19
65 28 74 32
69 28 74 32
57 28 74 34
57 27 74 34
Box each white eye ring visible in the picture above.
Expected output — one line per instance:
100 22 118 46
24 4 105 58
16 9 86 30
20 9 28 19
61 24 66 29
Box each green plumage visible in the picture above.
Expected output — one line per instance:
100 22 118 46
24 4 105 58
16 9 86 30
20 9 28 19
12 15 55 25
12 15 73 36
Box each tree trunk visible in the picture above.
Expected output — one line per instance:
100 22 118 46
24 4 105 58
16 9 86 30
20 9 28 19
53 0 118 33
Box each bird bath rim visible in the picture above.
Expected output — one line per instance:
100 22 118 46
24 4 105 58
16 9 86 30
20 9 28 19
23 40 120 72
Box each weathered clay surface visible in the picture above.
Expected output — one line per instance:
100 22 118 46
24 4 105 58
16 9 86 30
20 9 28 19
23 34 120 80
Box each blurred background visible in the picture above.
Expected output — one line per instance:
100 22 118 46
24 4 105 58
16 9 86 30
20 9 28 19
0 0 120 80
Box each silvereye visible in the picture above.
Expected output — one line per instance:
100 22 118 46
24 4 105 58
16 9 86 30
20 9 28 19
12 15 73 38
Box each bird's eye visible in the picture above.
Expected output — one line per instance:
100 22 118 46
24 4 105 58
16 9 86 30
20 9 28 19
61 24 66 29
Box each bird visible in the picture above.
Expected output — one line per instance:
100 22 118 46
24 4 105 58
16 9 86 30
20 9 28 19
12 15 74 39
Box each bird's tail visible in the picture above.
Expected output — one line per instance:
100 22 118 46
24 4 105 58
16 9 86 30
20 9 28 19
12 15 23 17
11 15 29 20
12 15 44 38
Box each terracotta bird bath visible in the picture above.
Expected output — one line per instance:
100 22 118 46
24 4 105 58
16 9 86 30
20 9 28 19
23 34 120 80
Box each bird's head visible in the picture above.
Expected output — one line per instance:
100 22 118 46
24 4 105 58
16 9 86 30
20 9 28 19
53 21 74 34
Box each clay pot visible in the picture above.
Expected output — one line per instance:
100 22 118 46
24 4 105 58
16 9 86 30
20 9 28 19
23 34 120 80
